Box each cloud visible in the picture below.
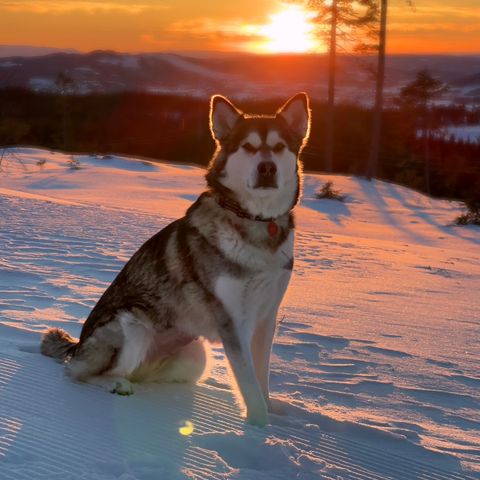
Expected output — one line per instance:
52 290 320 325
1 1 157 14
390 3 480 25
166 18 264 42
389 22 480 34
141 17 266 51
388 2 480 40
141 6 327 53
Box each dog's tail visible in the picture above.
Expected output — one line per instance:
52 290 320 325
41 327 78 360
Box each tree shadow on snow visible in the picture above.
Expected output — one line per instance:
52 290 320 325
302 197 352 225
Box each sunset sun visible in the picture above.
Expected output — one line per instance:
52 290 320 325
255 5 320 53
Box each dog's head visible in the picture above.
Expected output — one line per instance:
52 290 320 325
206 93 310 218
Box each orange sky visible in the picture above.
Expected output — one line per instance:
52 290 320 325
1 0 479 54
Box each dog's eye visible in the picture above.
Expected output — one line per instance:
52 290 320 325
272 143 285 153
242 143 258 154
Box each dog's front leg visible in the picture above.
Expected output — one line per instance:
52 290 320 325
252 272 291 410
219 322 268 427
251 315 277 408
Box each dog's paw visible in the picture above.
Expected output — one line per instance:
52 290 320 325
110 379 134 396
267 398 288 416
246 406 268 427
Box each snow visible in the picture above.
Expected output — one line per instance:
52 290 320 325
0 148 479 479
97 55 140 69
162 54 227 79
446 125 480 144
0 61 21 68
27 77 56 91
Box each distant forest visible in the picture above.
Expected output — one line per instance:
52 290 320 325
0 88 479 201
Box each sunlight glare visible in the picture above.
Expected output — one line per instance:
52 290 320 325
258 5 319 53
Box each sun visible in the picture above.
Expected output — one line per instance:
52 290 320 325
256 5 319 53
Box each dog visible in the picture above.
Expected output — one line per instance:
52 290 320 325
41 92 311 426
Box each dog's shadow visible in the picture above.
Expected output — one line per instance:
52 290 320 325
1 334 467 479
2 340 233 477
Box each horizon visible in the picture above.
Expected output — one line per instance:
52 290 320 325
2 45 480 58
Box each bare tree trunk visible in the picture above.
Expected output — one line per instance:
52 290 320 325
424 108 431 195
325 0 337 173
367 0 388 179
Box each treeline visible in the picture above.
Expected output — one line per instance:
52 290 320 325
0 88 479 201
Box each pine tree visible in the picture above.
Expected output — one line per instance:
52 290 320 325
55 72 76 150
307 0 378 172
367 1 418 181
366 0 387 180
397 69 449 194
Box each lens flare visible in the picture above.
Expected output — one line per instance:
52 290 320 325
178 420 194 436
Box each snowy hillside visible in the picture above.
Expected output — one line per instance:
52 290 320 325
0 148 479 479
1 51 480 105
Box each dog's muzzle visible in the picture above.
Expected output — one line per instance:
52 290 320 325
254 161 278 188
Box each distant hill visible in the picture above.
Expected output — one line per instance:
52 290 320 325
0 45 79 57
0 49 479 105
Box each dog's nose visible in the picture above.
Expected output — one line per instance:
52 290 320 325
257 161 277 177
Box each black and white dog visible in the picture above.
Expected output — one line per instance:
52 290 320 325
42 93 311 426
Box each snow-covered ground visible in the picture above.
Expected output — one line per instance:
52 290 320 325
0 148 479 480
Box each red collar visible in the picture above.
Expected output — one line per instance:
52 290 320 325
217 195 274 222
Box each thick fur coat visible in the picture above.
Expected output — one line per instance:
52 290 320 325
41 92 311 426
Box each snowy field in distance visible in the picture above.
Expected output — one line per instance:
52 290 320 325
0 148 479 479
446 125 480 144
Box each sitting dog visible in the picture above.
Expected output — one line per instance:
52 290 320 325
41 92 311 426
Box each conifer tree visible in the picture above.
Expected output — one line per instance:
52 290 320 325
397 69 449 193
307 0 378 172
55 72 75 150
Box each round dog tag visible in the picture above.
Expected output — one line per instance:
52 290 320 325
268 221 279 236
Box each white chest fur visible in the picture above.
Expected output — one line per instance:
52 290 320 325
215 268 291 336
214 229 294 336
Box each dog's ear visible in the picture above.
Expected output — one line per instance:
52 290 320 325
277 92 311 141
210 95 242 141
